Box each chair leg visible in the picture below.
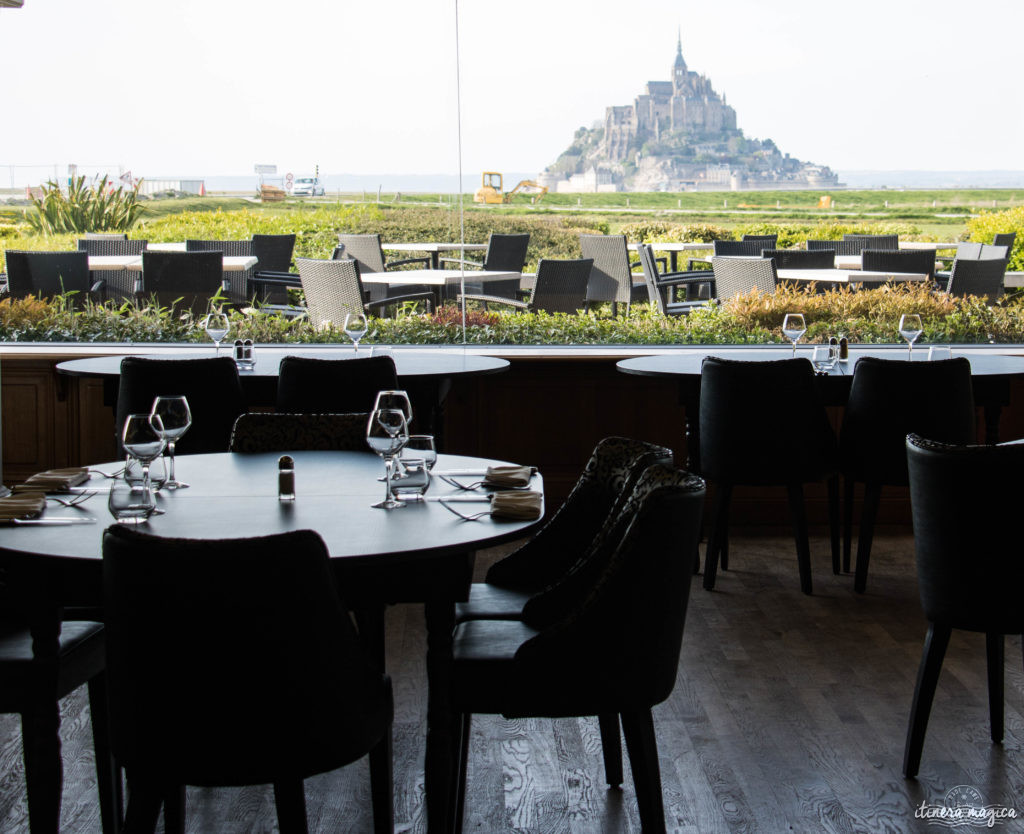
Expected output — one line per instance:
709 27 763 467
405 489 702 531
827 474 840 575
453 713 471 834
88 674 123 834
903 623 952 778
720 525 730 571
703 484 732 591
162 784 185 834
121 775 162 833
369 724 394 834
621 709 666 834
786 483 813 595
986 632 1004 744
854 483 882 594
598 713 623 787
272 780 309 834
21 699 62 834
842 476 855 573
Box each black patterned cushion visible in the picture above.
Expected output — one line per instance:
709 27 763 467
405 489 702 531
229 412 370 453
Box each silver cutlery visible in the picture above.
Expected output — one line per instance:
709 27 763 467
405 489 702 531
438 500 492 521
88 468 125 479
12 517 98 525
46 494 93 507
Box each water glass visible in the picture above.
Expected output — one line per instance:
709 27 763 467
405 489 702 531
402 435 437 470
928 345 953 361
391 459 431 498
811 345 837 375
108 480 156 524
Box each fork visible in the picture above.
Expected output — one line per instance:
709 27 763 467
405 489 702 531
437 475 486 491
47 493 94 508
439 499 492 521
88 467 125 479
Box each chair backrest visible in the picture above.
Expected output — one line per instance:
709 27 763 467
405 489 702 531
84 232 128 240
805 239 838 252
806 238 871 257
842 234 899 251
954 242 983 260
115 356 246 455
530 258 593 314
78 238 147 256
979 244 1009 260
860 248 936 279
945 257 1008 300
992 232 1016 253
230 412 371 453
295 257 366 329
712 239 766 257
580 234 633 304
516 464 706 707
636 244 666 314
276 355 398 414
698 356 836 484
139 250 225 315
482 233 530 272
5 250 90 299
840 357 976 486
486 436 673 588
907 434 1024 633
741 234 778 247
251 233 296 273
761 249 835 270
185 239 254 257
336 234 386 274
710 256 778 299
102 525 390 785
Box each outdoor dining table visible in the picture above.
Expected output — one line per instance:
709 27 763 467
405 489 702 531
86 255 258 272
777 267 929 285
617 347 1024 468
0 449 545 833
627 241 712 271
381 242 487 270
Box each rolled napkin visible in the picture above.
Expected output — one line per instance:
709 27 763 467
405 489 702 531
484 465 534 489
14 467 90 494
490 490 543 521
0 491 46 522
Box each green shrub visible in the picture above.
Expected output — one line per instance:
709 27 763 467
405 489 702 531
26 176 144 235
966 207 1024 271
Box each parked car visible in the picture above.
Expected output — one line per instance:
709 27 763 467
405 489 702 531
292 177 324 196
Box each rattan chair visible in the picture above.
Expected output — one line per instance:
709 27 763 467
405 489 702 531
992 232 1016 253
712 239 768 257
448 464 705 834
77 238 147 256
102 526 394 834
2 249 105 304
839 357 976 593
903 434 1024 778
440 232 529 299
460 257 592 314
860 248 937 279
296 257 433 327
761 249 836 270
979 243 1010 260
185 239 254 303
741 233 778 247
636 243 710 314
248 233 297 305
944 257 1008 300
276 355 399 414
842 234 899 251
806 239 867 257
84 232 128 240
699 356 839 594
230 412 371 453
138 250 228 315
335 233 430 274
580 234 644 315
710 256 779 300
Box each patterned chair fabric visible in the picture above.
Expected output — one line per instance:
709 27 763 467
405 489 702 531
229 412 371 453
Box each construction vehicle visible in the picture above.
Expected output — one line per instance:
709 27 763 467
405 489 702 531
474 171 548 204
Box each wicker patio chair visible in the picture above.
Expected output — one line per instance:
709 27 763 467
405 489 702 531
741 233 778 247
580 234 644 315
945 257 1008 300
138 250 228 315
185 239 254 303
459 258 592 314
860 248 937 279
636 243 710 314
440 233 529 299
78 238 147 256
760 249 836 270
710 256 778 300
2 249 106 305
842 234 899 251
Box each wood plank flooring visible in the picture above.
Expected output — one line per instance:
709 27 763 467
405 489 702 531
3 535 1023 833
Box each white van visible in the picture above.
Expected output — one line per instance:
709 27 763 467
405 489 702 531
292 176 324 196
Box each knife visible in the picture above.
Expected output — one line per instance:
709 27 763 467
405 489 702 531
412 495 494 503
12 517 99 525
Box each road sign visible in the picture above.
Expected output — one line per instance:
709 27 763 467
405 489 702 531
254 164 277 175
285 172 294 182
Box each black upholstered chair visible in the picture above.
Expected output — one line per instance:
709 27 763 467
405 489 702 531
709 255 779 300
761 248 836 270
230 412 371 453
102 526 394 833
0 579 120 834
448 464 705 834
903 434 1024 778
460 258 593 314
699 357 839 594
580 234 645 314
636 243 711 314
3 249 105 304
839 357 976 593
138 250 227 315
276 355 398 414
860 248 937 279
115 356 246 455
440 232 529 299
944 257 1009 300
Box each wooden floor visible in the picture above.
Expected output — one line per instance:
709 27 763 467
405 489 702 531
3 535 1024 833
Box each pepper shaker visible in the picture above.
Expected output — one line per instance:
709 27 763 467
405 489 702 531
278 455 295 501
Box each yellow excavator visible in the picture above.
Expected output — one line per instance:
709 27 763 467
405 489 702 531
473 171 548 204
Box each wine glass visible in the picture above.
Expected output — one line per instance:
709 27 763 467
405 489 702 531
150 396 192 490
782 313 807 356
366 407 409 509
899 314 923 358
373 390 413 428
344 312 368 353
122 413 166 508
203 312 230 354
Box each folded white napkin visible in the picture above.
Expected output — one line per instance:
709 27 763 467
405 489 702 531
484 465 534 489
14 467 90 494
490 490 543 520
0 491 46 521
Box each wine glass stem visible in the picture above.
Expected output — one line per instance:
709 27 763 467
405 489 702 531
141 462 152 500
167 441 176 483
383 456 394 504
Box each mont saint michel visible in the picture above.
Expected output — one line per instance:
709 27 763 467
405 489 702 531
539 35 840 193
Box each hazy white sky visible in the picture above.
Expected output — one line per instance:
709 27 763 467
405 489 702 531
1 0 1020 178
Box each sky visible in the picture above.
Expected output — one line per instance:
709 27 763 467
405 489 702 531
1 0 1021 182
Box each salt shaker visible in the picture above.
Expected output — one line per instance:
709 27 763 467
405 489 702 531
278 455 295 501
838 335 849 364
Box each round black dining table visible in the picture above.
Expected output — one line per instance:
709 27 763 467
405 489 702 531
0 450 543 833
